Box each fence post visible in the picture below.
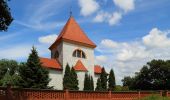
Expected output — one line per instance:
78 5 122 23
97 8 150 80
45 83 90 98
138 91 141 99
65 89 69 100
109 90 111 100
6 84 14 100
160 90 162 97
166 90 168 97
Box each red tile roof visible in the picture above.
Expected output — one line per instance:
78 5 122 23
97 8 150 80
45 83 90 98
40 57 62 70
73 60 88 71
49 16 96 50
94 65 102 74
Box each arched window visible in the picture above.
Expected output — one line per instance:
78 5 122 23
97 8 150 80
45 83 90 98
73 49 86 58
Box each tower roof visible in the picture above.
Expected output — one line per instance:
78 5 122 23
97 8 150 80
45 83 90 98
49 16 96 50
73 60 88 71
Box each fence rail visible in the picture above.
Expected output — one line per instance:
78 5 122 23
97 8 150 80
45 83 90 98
0 86 168 100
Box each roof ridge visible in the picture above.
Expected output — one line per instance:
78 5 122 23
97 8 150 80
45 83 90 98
49 16 96 50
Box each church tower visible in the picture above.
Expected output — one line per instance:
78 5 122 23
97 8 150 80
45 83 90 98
48 16 96 90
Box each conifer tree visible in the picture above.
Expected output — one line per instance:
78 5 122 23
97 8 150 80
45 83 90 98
108 69 116 91
95 78 102 91
19 47 50 89
70 67 79 90
100 67 108 91
63 64 72 90
83 73 89 90
90 76 94 91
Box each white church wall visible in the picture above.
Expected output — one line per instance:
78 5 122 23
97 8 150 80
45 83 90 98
77 72 86 90
48 69 63 90
51 42 63 67
62 41 95 75
62 41 95 90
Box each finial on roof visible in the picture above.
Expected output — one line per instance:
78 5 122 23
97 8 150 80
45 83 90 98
69 6 72 17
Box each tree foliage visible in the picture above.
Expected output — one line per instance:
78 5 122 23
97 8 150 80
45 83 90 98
63 64 71 90
70 67 79 90
108 69 115 91
83 73 89 90
90 76 94 91
95 67 108 91
18 47 50 89
0 59 19 86
63 64 79 90
83 73 94 91
122 59 170 90
95 78 102 91
0 0 13 31
100 67 108 91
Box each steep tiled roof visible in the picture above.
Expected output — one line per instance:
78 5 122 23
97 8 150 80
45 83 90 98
49 16 96 50
40 57 62 70
73 60 88 71
94 65 102 74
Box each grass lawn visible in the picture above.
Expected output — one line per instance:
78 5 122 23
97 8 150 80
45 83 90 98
140 95 170 100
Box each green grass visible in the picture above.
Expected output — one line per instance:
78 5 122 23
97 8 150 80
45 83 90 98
140 95 170 100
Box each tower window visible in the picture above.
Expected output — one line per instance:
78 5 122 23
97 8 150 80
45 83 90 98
54 51 59 58
73 49 86 59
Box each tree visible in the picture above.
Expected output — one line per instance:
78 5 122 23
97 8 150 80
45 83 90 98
122 59 170 90
100 67 107 91
83 73 89 90
90 76 94 91
121 76 134 90
63 64 72 90
0 0 13 31
19 47 50 89
95 78 102 91
0 59 19 86
83 73 94 91
70 67 79 90
108 69 115 91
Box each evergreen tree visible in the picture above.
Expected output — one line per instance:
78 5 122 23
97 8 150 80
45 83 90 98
108 69 116 91
70 67 79 90
63 64 72 90
83 73 89 90
90 76 94 91
19 47 50 89
100 67 108 91
95 78 102 91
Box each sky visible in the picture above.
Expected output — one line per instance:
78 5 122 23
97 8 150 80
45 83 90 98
1 0 170 85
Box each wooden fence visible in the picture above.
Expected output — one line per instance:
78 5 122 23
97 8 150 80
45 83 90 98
0 86 166 100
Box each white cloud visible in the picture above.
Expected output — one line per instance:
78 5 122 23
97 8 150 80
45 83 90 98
38 34 58 44
96 28 170 85
78 0 99 16
101 39 118 48
93 11 122 26
92 0 135 26
108 12 122 25
95 55 108 64
93 11 109 22
0 44 50 61
113 0 135 12
143 28 170 48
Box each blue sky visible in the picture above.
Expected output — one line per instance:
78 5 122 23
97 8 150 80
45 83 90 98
1 0 170 84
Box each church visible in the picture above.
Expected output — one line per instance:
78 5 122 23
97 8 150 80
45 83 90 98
40 16 103 90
